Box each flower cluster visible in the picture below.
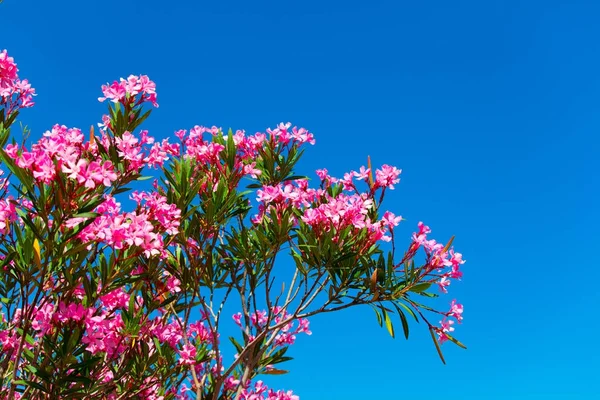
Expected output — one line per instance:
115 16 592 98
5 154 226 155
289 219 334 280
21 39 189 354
254 165 403 246
0 49 35 113
75 192 180 257
5 124 117 187
223 379 299 400
317 164 401 192
437 299 465 344
114 130 179 171
406 222 466 341
410 222 465 292
98 74 158 107
233 307 312 347
266 122 315 146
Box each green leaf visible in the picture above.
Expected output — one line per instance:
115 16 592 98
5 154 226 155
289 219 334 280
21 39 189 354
374 308 382 327
429 327 446 364
283 175 308 182
111 186 131 195
383 310 395 338
410 282 431 293
72 212 99 219
229 337 244 354
398 302 418 322
416 291 438 298
23 379 49 393
393 305 410 339
443 332 467 349
226 128 236 168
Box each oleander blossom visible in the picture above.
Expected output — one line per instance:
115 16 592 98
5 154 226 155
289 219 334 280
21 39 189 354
98 74 158 107
76 192 181 258
0 49 36 113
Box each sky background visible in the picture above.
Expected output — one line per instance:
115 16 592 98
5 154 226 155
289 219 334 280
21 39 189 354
2 0 600 399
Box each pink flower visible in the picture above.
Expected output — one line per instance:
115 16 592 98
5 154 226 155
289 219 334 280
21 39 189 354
382 211 402 228
251 310 268 327
82 312 126 357
0 50 18 85
232 312 243 327
256 185 281 204
98 80 126 103
243 162 262 178
55 302 86 323
412 221 432 246
62 158 89 184
165 272 182 294
178 343 197 365
99 75 158 107
291 126 315 145
31 303 55 336
296 318 312 335
375 164 401 189
267 390 299 400
0 197 17 235
449 300 464 323
0 50 36 111
438 276 451 293
100 288 130 311
100 161 118 186
437 317 457 344
353 166 370 181
449 249 465 279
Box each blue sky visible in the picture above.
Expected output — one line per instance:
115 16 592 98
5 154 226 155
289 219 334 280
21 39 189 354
3 0 600 398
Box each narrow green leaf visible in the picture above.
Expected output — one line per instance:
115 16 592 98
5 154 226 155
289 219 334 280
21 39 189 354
444 332 467 349
410 282 431 293
397 307 410 339
374 308 382 327
398 302 419 322
429 327 446 364
24 380 49 393
229 337 243 354
384 310 395 338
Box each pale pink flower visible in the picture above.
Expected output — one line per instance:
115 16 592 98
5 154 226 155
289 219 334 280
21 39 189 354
449 300 464 322
438 276 451 293
375 164 401 189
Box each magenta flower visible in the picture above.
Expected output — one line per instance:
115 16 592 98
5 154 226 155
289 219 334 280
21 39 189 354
383 211 402 228
232 312 243 327
98 74 158 107
178 343 197 365
0 49 36 112
98 81 127 103
31 304 55 336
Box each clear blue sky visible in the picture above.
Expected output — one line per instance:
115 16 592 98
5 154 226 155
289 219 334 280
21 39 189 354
3 0 599 398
